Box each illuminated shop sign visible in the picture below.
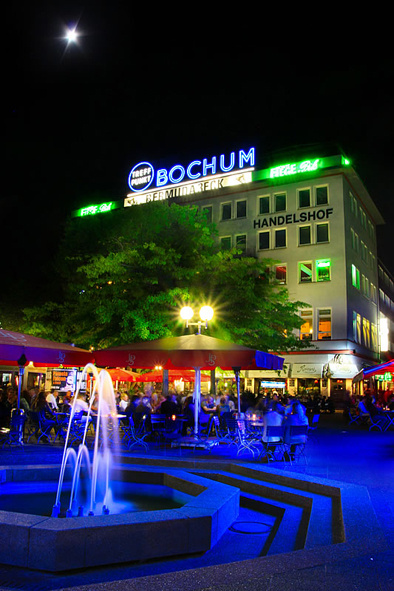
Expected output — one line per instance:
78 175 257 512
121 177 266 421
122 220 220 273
127 147 255 193
125 170 253 207
254 208 334 228
255 155 351 183
375 372 392 381
72 201 121 218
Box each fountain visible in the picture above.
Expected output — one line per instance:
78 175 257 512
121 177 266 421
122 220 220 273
0 363 240 571
51 363 120 518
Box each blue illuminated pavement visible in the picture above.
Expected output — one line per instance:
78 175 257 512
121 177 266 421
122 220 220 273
0 412 393 591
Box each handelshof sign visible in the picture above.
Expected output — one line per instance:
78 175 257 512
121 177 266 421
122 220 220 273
125 148 256 206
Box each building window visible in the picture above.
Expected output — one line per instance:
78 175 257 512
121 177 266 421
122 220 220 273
299 262 312 283
298 188 311 208
316 223 329 243
258 231 270 250
371 323 378 351
318 309 331 340
352 264 360 289
259 195 270 214
235 234 246 252
274 193 286 212
316 259 331 282
315 186 328 205
202 205 212 223
221 202 232 221
363 317 370 348
351 228 359 252
220 236 231 250
275 228 286 248
353 311 362 343
299 225 311 245
300 309 313 340
236 200 247 218
275 264 287 284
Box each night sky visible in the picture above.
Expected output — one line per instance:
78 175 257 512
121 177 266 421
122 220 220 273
4 5 394 296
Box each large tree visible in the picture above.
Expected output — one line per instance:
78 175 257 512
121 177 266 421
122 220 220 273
22 201 309 352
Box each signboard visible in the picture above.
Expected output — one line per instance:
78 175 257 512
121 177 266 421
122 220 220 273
125 170 253 207
255 155 351 183
52 369 76 391
72 201 122 218
127 147 255 194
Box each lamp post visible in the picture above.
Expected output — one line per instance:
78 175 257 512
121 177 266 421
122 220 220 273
180 305 214 437
180 305 214 334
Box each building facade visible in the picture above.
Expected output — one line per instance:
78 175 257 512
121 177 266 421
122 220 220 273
123 149 386 398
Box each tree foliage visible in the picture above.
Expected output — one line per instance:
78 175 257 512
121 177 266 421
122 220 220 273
22 201 310 352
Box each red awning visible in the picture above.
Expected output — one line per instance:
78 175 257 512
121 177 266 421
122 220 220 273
94 334 284 371
0 329 93 367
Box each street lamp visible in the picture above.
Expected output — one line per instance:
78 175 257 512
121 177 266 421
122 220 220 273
180 305 214 333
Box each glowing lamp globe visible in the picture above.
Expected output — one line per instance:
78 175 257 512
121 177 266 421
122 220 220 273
180 306 194 321
199 306 214 322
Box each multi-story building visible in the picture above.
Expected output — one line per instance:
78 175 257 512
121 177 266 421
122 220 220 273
122 146 386 398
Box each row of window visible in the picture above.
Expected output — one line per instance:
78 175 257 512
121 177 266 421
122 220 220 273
352 311 378 351
351 264 377 303
219 223 330 252
202 185 329 223
349 192 375 238
350 228 376 269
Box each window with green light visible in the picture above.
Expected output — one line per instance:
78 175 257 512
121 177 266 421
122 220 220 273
352 264 360 289
316 259 331 282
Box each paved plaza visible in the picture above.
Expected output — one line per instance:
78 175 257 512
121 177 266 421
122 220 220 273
0 412 393 591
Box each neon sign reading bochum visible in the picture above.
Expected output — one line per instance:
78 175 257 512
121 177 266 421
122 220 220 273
127 148 256 193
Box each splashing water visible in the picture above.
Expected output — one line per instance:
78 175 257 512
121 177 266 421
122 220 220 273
52 364 120 517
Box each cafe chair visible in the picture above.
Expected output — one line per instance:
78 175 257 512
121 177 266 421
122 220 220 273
284 425 309 465
261 425 286 462
27 410 56 444
0 409 26 446
235 419 261 458
123 415 149 451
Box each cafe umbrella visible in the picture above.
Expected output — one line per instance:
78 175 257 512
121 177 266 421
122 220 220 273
94 334 284 435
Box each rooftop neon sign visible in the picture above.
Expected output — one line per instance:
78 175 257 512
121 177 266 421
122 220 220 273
72 201 121 218
127 147 256 193
256 155 351 183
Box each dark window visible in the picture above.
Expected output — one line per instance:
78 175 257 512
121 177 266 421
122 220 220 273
316 223 329 243
275 229 286 248
316 186 328 205
236 234 246 252
220 236 231 250
259 196 269 214
259 231 269 250
236 200 247 218
221 203 231 220
299 189 311 208
202 206 212 223
299 226 311 245
275 193 286 212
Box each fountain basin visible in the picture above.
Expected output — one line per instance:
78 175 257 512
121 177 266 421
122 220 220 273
0 465 239 572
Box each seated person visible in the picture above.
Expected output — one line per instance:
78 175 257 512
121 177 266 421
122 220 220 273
201 396 217 414
284 400 309 459
262 401 283 445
